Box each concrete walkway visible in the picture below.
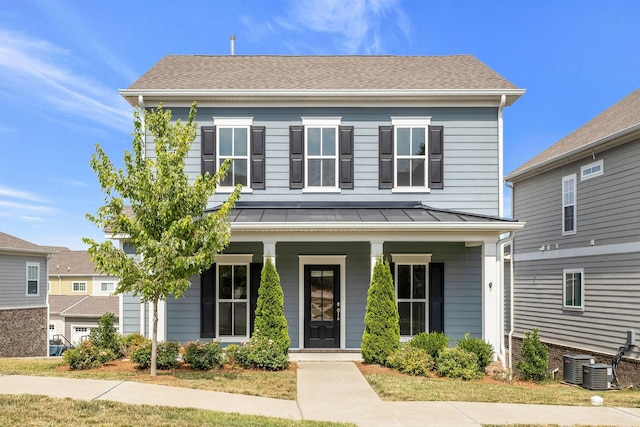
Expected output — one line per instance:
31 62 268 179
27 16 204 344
2 361 640 426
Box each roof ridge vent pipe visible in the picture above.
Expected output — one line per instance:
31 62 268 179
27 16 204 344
230 35 236 55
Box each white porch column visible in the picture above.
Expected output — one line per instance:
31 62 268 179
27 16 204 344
370 240 384 275
148 300 167 342
482 238 501 359
263 240 277 266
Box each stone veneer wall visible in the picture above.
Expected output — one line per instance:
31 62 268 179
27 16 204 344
509 336 640 388
0 307 48 357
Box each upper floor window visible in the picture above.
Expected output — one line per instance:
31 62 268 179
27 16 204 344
562 174 576 235
100 282 115 293
563 268 584 310
73 281 87 292
379 117 443 191
581 160 603 181
26 263 39 296
201 118 265 191
290 118 354 191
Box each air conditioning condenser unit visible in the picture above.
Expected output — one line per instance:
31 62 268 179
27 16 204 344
563 354 595 384
582 363 612 390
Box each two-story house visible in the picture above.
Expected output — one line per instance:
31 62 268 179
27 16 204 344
505 88 640 383
0 231 52 357
46 247 120 343
117 55 524 361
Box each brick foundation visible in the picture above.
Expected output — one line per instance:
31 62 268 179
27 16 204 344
0 307 48 357
509 336 640 388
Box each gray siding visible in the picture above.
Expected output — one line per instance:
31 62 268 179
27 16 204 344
148 107 501 216
122 293 141 335
512 138 640 358
0 253 47 309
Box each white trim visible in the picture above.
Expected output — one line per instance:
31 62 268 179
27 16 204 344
214 254 254 264
298 255 347 349
391 117 432 190
391 254 433 264
391 255 432 338
212 117 253 126
580 159 604 181
302 119 340 190
563 268 585 311
562 174 577 236
230 221 524 233
26 262 40 297
215 260 252 340
215 124 251 189
301 117 342 126
514 240 640 262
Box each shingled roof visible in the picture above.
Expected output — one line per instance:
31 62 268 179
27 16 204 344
49 295 119 317
0 231 51 255
50 249 101 276
121 55 524 106
507 88 640 181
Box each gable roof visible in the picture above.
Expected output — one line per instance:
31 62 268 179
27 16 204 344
49 249 104 276
121 55 524 106
506 88 640 182
49 295 119 317
0 231 51 255
49 295 86 314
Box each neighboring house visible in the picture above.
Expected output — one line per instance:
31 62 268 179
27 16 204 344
46 247 119 296
117 55 525 360
0 231 52 357
49 295 119 344
505 89 640 380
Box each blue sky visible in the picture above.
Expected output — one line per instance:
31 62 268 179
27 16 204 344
1 0 639 250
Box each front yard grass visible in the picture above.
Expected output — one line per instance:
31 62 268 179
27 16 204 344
0 394 349 427
358 363 640 408
0 357 296 400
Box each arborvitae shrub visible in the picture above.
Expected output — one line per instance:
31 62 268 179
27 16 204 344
361 258 400 365
456 333 494 370
516 328 550 382
408 331 450 359
253 258 290 354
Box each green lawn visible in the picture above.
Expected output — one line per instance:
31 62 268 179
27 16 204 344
0 394 350 427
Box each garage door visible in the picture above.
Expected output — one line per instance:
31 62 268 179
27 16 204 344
71 326 94 344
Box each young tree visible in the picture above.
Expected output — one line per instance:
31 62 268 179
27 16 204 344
253 258 290 354
361 257 400 365
83 102 240 376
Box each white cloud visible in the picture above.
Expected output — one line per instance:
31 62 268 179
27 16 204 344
0 30 131 132
281 0 408 54
0 185 47 203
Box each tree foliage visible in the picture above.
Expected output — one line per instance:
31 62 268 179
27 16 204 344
253 258 290 354
83 102 240 375
516 328 550 382
361 257 400 365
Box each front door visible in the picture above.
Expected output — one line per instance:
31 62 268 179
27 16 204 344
304 265 340 348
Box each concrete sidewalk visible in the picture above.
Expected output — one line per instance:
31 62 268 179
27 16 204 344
2 361 640 426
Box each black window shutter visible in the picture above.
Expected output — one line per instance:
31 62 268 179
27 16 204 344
339 126 354 189
429 263 445 333
249 263 263 335
250 126 266 190
290 126 304 189
201 264 216 338
379 126 394 189
201 126 216 178
428 126 444 189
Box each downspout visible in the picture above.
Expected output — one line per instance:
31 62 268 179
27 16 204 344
498 94 506 217
505 180 516 377
138 95 146 159
496 230 515 371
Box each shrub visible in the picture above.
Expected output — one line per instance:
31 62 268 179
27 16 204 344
236 335 289 371
130 341 181 370
361 258 400 365
121 333 149 356
517 328 550 382
253 258 290 354
456 333 494 370
63 340 117 370
183 341 224 371
408 332 450 359
224 344 242 366
387 346 435 376
436 347 482 380
89 313 122 357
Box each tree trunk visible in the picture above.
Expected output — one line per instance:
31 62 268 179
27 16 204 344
151 296 158 376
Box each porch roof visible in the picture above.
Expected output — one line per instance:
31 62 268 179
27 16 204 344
213 202 523 234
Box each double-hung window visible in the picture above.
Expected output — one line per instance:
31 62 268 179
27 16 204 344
216 255 252 339
303 118 340 191
392 254 432 338
72 282 87 292
563 269 584 310
562 174 577 235
26 263 39 296
217 119 251 188
100 282 115 293
393 118 430 189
